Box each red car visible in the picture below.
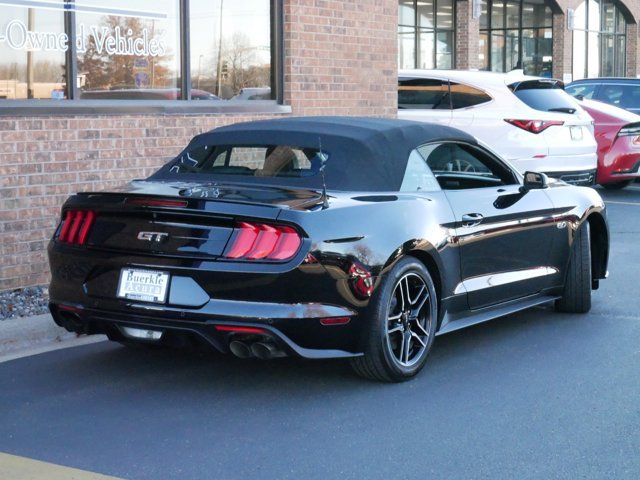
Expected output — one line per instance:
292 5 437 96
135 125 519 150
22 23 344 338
580 99 640 189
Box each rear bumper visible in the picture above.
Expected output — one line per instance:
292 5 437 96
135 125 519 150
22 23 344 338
50 301 363 359
597 136 640 184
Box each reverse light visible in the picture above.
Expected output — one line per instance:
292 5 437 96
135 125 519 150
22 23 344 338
223 222 302 261
505 119 564 134
58 210 96 245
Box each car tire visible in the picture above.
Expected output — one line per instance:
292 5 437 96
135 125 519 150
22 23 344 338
555 222 592 314
601 180 632 190
350 257 438 382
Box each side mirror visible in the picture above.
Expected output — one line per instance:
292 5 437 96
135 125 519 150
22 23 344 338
521 171 549 192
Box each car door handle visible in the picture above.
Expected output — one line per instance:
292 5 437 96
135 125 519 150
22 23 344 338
461 213 484 227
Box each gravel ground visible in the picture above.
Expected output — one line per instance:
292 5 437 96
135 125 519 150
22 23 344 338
0 286 49 320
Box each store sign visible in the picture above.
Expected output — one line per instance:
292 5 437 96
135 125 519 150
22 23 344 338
0 19 166 56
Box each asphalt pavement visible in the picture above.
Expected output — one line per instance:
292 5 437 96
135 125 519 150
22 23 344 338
1 186 639 480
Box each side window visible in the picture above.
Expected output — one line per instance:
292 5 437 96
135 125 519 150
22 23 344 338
418 143 518 190
565 83 596 100
450 82 492 109
400 150 441 192
599 85 640 110
598 85 625 107
398 78 450 110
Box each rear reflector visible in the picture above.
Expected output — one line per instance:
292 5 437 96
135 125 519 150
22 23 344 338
58 210 96 245
126 197 188 208
320 317 351 326
504 119 564 134
214 325 268 335
223 222 302 261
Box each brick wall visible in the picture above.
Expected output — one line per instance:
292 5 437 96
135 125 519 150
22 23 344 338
0 0 399 291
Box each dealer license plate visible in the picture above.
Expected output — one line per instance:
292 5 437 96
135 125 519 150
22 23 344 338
117 268 170 303
570 126 583 141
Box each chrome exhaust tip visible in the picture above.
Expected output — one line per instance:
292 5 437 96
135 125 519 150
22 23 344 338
229 340 253 359
250 342 286 360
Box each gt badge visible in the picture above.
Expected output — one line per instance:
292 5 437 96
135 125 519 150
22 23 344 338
137 231 169 243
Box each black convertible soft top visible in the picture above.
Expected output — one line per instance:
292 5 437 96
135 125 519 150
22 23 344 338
152 116 477 191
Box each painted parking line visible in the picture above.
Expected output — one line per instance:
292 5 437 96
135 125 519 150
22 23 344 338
0 452 123 480
605 200 640 206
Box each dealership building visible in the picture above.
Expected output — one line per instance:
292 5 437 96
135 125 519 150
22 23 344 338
0 0 639 291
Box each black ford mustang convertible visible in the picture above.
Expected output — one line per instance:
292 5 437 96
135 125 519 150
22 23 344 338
48 117 609 382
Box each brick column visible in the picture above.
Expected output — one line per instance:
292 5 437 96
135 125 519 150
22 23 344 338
455 0 480 69
283 0 398 116
626 22 638 78
552 11 572 81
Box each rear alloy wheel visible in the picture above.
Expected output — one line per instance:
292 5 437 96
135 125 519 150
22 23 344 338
350 257 437 382
555 222 592 314
601 180 632 190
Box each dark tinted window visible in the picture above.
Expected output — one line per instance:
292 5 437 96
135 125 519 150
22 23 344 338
419 143 517 189
598 84 640 110
565 83 597 100
398 78 450 110
509 80 579 113
450 82 492 109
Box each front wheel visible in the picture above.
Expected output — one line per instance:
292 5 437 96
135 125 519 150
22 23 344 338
555 222 592 313
350 257 438 382
601 180 632 190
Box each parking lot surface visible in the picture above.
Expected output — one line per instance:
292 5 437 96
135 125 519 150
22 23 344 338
1 187 639 480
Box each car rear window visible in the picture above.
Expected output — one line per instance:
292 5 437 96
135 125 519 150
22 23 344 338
509 80 579 113
169 145 322 178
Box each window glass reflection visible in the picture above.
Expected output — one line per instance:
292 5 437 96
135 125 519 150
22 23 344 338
190 0 272 100
0 4 66 99
76 0 181 100
397 0 455 70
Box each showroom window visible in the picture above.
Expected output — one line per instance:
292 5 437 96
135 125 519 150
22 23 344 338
398 0 455 70
0 0 280 102
572 0 627 80
479 0 553 76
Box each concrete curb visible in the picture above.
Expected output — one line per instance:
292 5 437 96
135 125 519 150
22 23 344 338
0 313 105 360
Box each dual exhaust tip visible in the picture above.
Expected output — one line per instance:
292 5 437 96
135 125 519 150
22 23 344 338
229 340 286 360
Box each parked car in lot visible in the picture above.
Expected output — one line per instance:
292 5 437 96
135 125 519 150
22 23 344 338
566 78 640 115
47 117 609 382
80 88 220 100
399 69 598 186
578 99 640 189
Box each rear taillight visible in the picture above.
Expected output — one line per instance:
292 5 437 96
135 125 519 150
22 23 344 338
505 119 564 134
618 123 640 145
223 222 302 261
58 210 96 245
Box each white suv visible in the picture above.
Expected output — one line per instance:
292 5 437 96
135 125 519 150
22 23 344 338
398 70 598 185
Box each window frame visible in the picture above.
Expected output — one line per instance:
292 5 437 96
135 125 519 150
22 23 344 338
571 0 628 79
398 0 456 70
480 0 554 76
0 0 287 115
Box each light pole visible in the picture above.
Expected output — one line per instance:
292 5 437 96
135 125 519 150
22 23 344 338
197 54 204 89
215 0 224 97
